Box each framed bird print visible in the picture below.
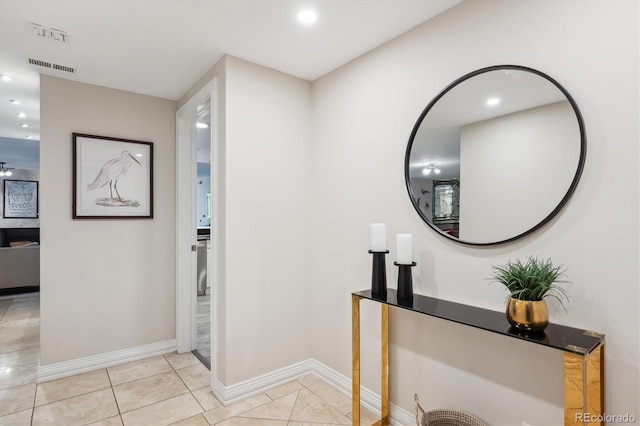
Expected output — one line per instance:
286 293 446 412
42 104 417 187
73 133 153 219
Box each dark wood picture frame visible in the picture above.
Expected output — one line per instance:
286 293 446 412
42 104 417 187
73 133 154 219
3 180 39 219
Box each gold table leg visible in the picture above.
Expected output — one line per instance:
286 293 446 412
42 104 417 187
381 303 390 425
564 343 604 425
352 295 361 426
352 296 391 426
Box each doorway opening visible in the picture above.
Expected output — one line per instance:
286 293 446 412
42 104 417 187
194 100 211 367
176 79 218 382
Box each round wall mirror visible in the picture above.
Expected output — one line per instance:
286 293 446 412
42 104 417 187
405 65 586 245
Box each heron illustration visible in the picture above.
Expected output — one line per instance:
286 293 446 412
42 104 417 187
87 151 141 201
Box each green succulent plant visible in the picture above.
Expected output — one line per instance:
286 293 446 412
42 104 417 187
489 257 569 306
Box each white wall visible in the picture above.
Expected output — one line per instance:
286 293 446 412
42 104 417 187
311 1 638 424
460 101 579 242
223 56 313 384
179 56 314 386
40 76 177 364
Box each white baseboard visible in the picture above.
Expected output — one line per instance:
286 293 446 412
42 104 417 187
213 358 413 426
37 339 177 383
213 358 315 405
310 359 414 426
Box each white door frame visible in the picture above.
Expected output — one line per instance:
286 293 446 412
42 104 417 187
175 78 219 370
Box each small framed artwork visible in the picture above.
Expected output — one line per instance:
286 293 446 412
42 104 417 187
3 180 38 219
73 133 153 219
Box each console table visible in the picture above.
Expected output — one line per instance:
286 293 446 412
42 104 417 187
351 289 604 426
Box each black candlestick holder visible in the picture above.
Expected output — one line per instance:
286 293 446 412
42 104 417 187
394 261 416 305
368 250 389 299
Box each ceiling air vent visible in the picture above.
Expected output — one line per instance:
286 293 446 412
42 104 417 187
28 58 51 68
28 58 76 73
52 63 75 73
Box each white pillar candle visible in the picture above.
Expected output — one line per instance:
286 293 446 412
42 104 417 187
397 234 413 264
371 223 387 252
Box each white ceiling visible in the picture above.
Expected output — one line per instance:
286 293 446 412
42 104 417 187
0 0 462 145
408 68 569 179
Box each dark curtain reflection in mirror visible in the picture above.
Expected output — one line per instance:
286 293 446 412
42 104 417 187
405 65 586 245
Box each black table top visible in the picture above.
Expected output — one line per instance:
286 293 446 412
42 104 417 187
353 289 603 355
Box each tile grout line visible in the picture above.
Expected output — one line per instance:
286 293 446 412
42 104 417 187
233 377 347 425
0 347 41 362
173 354 217 424
301 377 353 424
159 353 211 422
118 389 192 418
0 297 13 321
95 355 204 424
0 369 219 423
31 359 194 424
111 369 192 417
163 352 221 424
287 387 300 425
163 353 196 407
29 375 113 410
190 385 213 414
163 353 216 414
105 365 124 425
30 374 36 426
305 382 350 417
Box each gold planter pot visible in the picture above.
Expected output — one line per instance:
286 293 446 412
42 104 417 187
506 297 549 331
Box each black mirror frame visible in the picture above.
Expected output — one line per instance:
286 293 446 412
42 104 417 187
404 65 587 246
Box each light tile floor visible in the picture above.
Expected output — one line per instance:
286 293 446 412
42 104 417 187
195 295 211 367
0 294 378 426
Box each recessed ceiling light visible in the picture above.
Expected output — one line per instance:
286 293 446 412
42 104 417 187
20 123 28 128
0 74 11 82
135 153 143 157
486 97 500 106
196 122 209 129
9 99 20 104
297 10 317 24
25 135 32 139
17 112 26 118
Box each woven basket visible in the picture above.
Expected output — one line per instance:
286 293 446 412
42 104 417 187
415 394 489 426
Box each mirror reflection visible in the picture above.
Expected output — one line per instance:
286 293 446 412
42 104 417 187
406 66 585 245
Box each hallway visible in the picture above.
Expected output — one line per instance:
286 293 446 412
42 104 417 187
0 294 377 425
